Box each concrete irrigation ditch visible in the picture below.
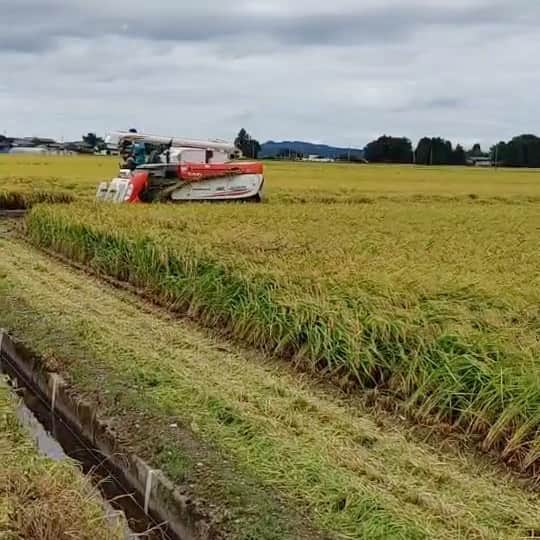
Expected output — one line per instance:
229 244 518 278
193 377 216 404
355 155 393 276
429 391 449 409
0 330 220 540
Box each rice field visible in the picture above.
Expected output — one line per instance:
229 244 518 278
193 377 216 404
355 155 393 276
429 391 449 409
2 153 540 203
0 154 115 199
1 154 540 537
0 236 539 540
26 196 540 472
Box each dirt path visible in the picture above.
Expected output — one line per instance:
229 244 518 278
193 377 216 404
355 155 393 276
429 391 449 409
0 235 538 540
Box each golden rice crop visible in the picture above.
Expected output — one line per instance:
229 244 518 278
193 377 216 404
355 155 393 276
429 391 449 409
0 155 117 199
3 153 540 203
26 199 540 473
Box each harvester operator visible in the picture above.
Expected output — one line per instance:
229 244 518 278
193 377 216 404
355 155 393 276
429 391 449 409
133 142 147 167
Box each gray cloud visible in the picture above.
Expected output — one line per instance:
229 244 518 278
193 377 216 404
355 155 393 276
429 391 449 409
0 0 539 146
3 0 538 52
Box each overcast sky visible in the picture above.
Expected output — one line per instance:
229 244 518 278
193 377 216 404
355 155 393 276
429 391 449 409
1 0 538 148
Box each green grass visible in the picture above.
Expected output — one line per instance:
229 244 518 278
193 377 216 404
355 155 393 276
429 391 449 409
25 200 540 473
1 236 539 540
0 379 124 540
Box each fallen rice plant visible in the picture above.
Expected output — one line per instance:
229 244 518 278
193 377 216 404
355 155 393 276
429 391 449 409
25 202 540 473
0 190 73 210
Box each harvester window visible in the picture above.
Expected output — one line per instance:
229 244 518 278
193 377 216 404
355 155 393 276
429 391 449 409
206 150 214 163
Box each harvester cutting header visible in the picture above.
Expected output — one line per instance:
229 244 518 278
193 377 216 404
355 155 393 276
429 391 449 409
97 131 264 203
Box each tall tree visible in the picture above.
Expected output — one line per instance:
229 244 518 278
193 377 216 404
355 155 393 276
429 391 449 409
234 129 261 159
496 134 540 167
82 132 105 150
415 138 432 165
364 135 413 163
452 144 467 165
415 137 456 165
491 141 507 165
469 143 484 158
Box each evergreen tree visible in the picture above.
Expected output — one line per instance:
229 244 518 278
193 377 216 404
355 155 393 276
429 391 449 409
234 129 261 159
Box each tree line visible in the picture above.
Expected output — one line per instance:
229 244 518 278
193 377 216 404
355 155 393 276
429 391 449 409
364 136 472 165
357 134 540 167
236 128 540 167
491 135 540 168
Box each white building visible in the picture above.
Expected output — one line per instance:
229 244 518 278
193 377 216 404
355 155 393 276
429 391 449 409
468 156 493 167
9 146 48 155
303 154 335 163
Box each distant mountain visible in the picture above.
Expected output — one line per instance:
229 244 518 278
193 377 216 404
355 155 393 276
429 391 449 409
260 140 365 159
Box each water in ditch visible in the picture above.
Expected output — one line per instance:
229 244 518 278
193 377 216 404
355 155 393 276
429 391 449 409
1 360 176 540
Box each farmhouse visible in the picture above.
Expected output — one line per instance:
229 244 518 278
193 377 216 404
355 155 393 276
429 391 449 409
468 156 493 167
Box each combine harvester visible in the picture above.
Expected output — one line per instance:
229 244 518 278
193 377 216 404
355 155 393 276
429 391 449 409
97 131 264 203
